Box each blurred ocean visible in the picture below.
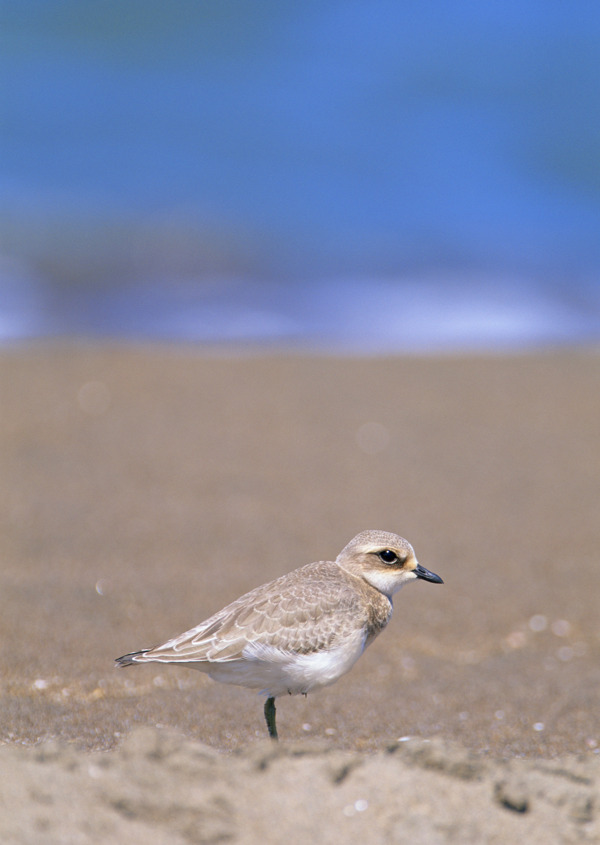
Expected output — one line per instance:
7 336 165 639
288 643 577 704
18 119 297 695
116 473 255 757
1 1 600 351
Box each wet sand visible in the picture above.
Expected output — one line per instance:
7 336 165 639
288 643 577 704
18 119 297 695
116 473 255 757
1 345 599 759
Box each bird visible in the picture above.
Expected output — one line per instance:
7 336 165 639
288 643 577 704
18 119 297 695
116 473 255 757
116 530 443 740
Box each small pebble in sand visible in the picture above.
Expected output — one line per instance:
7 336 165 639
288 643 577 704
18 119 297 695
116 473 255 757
533 722 545 732
557 646 574 662
528 614 547 632
342 799 369 816
552 619 571 637
505 631 526 649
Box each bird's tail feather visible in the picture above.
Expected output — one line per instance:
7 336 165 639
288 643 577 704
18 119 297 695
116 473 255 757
115 650 151 667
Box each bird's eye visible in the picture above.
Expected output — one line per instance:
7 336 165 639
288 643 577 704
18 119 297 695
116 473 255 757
379 549 398 564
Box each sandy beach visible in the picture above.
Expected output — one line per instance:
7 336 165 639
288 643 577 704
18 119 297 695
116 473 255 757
1 344 599 841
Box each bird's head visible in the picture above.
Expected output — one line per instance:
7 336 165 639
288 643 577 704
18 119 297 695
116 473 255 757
336 530 443 598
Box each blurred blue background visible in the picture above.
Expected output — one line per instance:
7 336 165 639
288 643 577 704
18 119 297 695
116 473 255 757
1 0 600 350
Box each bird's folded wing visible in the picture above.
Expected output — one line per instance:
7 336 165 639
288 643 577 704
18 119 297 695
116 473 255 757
139 561 370 663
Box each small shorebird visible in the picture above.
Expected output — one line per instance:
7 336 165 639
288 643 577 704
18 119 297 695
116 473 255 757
116 530 443 739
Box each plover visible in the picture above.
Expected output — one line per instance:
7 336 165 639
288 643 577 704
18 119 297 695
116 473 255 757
116 530 443 739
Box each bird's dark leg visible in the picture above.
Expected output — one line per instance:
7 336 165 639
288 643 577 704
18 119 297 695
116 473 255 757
264 696 278 740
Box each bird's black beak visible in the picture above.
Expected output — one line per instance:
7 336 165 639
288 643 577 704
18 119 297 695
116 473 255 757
415 563 443 584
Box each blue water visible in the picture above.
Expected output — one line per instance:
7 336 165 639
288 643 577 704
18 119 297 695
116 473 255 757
1 1 600 350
